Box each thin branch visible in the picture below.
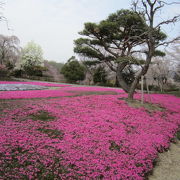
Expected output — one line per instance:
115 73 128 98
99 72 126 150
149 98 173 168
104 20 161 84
142 0 151 21
131 50 146 54
155 15 180 28
152 0 158 6
105 60 116 72
156 36 180 47
160 1 180 5
154 2 164 13
147 0 153 6
131 0 139 12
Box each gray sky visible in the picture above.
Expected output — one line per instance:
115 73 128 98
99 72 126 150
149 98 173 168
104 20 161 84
0 0 179 63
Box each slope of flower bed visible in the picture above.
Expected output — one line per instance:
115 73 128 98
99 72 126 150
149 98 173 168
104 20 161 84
0 92 179 179
61 86 125 93
0 82 125 99
0 89 75 99
0 81 70 87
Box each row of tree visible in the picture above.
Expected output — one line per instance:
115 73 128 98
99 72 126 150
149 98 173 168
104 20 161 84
0 36 44 76
0 35 65 81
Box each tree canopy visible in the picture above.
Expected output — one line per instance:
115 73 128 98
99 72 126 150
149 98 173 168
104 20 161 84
74 9 166 67
20 41 45 77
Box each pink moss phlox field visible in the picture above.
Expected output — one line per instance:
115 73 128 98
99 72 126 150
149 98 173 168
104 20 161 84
61 86 125 93
0 88 180 179
0 81 74 99
0 82 125 99
0 89 75 99
0 81 70 87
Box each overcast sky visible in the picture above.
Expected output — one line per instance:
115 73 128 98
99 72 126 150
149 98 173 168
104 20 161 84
0 0 179 63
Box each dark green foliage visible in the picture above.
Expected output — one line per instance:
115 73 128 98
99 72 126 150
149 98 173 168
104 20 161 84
93 66 107 84
0 65 9 77
153 50 166 57
11 69 23 77
122 66 135 85
83 60 100 66
23 65 47 77
61 57 85 83
116 56 145 65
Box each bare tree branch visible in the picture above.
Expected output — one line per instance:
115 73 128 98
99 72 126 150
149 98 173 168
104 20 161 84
160 1 180 5
142 0 151 21
155 15 180 28
156 36 180 47
154 2 164 13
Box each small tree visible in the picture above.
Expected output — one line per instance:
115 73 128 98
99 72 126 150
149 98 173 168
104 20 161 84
165 40 180 82
21 41 43 67
61 56 85 83
21 41 44 76
0 35 21 69
146 58 170 91
0 64 8 78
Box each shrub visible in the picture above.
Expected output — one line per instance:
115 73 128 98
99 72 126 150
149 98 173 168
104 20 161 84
11 69 24 77
61 59 85 83
23 65 47 77
0 64 9 78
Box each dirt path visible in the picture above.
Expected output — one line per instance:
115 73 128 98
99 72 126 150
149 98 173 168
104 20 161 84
149 140 180 180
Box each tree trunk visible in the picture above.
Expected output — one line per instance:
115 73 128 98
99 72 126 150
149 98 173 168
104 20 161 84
128 57 153 100
116 62 130 93
128 76 140 99
115 75 119 87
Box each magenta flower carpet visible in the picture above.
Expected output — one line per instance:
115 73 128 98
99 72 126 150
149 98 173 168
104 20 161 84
0 81 180 179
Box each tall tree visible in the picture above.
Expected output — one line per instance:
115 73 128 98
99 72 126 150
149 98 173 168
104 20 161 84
0 35 21 69
74 1 179 99
128 0 180 98
0 1 5 22
166 40 180 82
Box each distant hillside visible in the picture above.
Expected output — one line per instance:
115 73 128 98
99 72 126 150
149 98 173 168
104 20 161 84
44 60 66 82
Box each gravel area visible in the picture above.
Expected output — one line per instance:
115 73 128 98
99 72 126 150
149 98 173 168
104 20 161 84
0 84 47 91
149 140 180 180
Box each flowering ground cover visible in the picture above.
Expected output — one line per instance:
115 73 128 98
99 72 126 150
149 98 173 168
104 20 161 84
0 82 124 99
0 89 75 99
0 81 180 179
0 81 70 87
